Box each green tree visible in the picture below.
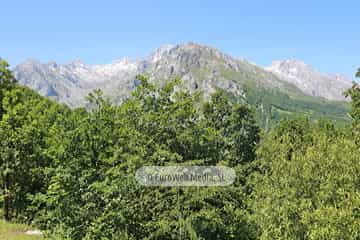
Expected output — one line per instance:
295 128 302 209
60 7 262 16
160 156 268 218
345 83 360 124
0 60 16 85
0 86 70 221
252 119 360 240
0 59 16 120
39 76 260 240
344 69 360 144
0 60 70 222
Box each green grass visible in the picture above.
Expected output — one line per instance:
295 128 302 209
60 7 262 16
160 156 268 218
240 85 351 129
0 220 42 240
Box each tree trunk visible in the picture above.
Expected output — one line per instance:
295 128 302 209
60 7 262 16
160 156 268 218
3 173 11 221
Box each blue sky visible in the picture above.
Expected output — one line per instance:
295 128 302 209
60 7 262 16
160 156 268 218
1 0 359 78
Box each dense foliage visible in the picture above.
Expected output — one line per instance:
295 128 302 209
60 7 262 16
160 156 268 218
0 60 360 239
251 118 360 239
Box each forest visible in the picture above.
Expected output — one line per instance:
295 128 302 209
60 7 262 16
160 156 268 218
1 59 360 239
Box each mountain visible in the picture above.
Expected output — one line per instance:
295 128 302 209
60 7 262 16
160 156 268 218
13 42 352 127
13 58 139 107
13 43 297 106
266 59 352 101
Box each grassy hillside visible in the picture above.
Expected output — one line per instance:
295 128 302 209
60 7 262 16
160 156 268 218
213 62 351 129
241 84 350 129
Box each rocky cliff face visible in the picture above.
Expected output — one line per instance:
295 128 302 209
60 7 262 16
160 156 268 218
14 58 139 107
266 59 352 101
13 43 352 107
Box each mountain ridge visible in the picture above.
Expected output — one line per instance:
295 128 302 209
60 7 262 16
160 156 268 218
14 42 352 105
266 59 352 101
12 42 353 127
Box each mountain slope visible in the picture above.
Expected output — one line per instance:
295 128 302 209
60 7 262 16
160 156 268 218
14 43 303 106
14 58 139 107
13 42 352 127
266 59 352 101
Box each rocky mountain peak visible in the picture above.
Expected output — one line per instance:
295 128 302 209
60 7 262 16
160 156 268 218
266 59 352 101
68 59 87 69
149 42 230 63
267 59 311 75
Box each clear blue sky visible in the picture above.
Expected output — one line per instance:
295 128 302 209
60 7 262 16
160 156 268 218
1 0 359 78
